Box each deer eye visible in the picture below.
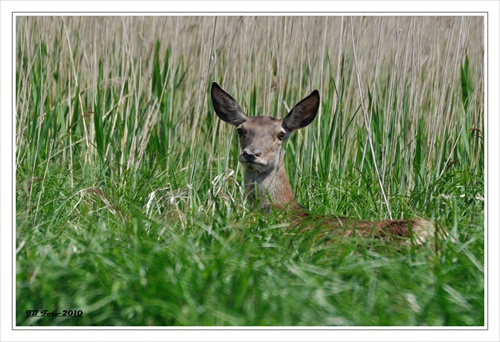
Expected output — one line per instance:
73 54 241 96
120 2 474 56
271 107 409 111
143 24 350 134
236 128 244 136
277 132 286 141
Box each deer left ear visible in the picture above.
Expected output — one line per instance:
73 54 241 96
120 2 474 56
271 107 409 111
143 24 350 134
211 82 248 127
282 90 320 132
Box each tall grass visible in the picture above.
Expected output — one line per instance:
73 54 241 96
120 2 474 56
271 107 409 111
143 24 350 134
16 16 484 326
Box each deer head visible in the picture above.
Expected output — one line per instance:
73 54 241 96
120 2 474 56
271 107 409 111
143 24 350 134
211 82 320 207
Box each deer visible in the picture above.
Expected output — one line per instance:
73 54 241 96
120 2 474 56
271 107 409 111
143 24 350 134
211 82 435 245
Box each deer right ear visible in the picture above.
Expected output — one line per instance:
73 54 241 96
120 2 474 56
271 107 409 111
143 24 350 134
211 82 248 126
282 90 320 132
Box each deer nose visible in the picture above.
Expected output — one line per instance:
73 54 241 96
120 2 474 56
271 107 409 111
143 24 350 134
241 147 262 161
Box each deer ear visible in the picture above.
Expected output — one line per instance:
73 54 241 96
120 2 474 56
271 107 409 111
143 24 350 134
211 82 248 126
282 90 320 132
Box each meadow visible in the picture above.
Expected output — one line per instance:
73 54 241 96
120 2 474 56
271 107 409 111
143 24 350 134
16 16 484 326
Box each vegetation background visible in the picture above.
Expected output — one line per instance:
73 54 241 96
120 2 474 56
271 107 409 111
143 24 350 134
16 16 484 326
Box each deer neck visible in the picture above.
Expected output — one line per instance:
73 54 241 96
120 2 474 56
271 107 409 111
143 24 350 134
243 151 296 209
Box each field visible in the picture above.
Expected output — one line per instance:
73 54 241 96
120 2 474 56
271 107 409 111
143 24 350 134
16 16 484 326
